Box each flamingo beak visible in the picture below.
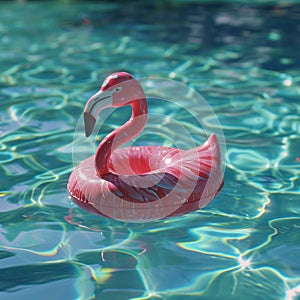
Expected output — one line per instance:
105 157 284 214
84 91 113 137
84 112 96 138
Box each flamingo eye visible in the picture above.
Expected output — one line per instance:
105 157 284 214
114 87 122 92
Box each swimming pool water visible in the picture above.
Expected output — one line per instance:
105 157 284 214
0 1 300 299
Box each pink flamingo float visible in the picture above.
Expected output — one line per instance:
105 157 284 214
68 72 224 221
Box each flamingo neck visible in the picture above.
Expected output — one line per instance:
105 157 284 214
95 98 148 177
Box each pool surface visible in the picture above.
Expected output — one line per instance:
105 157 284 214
1 1 300 299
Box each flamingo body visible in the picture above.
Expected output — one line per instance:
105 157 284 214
68 72 224 221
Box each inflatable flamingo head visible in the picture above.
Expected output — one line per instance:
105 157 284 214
84 72 145 137
100 72 133 91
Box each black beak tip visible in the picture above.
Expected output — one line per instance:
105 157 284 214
84 112 96 137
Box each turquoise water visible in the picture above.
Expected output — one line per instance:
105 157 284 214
1 1 300 299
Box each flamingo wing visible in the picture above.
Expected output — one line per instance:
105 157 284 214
105 134 222 205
